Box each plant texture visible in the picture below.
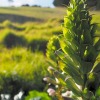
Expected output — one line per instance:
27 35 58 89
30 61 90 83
45 0 100 100
25 90 51 100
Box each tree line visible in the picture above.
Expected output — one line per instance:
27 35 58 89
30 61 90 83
53 0 100 9
7 0 100 9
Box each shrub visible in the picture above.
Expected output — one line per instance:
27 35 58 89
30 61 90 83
28 39 48 53
3 32 27 48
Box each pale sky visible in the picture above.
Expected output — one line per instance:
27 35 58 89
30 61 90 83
0 0 54 7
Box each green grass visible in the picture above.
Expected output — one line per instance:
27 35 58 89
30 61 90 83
0 7 66 22
0 47 48 79
0 19 62 44
0 47 49 92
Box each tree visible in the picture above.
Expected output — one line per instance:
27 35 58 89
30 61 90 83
53 0 99 9
86 0 97 7
53 0 70 7
96 0 100 10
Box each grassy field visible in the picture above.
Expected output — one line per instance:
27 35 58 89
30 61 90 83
0 6 99 97
0 7 66 23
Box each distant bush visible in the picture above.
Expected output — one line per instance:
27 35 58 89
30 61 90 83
21 4 30 7
25 90 51 100
32 5 41 7
28 39 48 53
3 32 27 48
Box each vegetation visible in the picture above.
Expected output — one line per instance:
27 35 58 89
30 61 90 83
53 0 70 7
0 5 99 100
25 90 51 100
0 47 49 99
0 7 65 22
45 0 100 100
0 7 64 99
53 0 100 9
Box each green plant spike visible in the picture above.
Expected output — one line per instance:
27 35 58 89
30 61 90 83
46 0 100 99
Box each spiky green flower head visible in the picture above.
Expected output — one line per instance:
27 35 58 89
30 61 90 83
45 0 100 99
60 0 99 77
64 0 91 42
57 0 100 98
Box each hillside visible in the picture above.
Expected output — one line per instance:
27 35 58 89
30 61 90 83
0 7 66 23
0 7 100 23
0 7 99 55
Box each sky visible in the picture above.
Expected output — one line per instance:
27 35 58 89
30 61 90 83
0 0 54 7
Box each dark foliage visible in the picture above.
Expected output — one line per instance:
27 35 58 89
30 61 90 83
0 72 46 99
53 0 99 9
96 0 100 10
21 4 30 7
86 0 97 7
28 39 48 53
53 0 70 7
3 32 27 48
0 74 23 99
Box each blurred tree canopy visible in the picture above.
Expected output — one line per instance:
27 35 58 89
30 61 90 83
96 0 100 10
53 0 100 9
86 0 97 7
53 0 70 7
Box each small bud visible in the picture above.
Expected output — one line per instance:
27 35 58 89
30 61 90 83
47 88 56 96
43 77 58 85
48 66 55 74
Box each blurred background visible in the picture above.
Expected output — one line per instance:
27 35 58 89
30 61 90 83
0 0 100 100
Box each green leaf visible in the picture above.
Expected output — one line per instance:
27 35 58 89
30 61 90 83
59 35 79 52
65 77 82 97
81 61 93 74
92 61 100 73
55 50 83 85
95 86 100 97
64 67 83 85
55 50 79 69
